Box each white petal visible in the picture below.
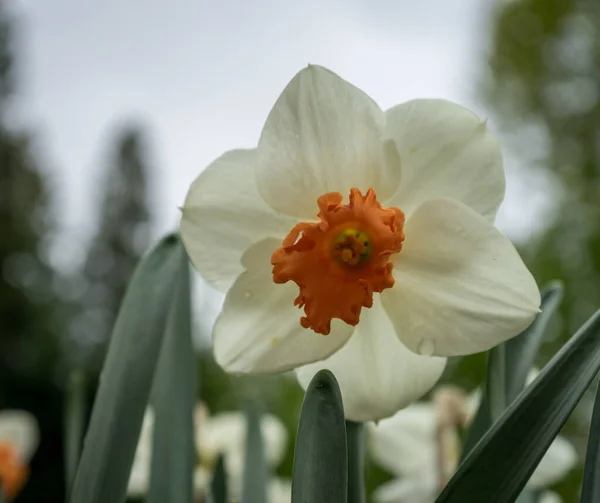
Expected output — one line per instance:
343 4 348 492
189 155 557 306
213 239 354 373
368 403 437 476
181 149 297 292
372 474 438 503
382 198 541 357
538 491 563 503
385 99 505 220
198 411 287 471
194 467 210 495
528 435 577 489
0 410 39 461
268 478 292 503
256 65 402 219
127 408 154 496
127 454 150 496
295 298 446 421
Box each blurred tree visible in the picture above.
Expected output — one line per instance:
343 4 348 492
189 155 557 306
485 0 599 342
70 127 153 367
483 0 599 501
0 1 65 501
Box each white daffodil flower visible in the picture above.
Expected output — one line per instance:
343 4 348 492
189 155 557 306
181 64 541 421
368 385 577 503
128 405 288 501
0 409 40 500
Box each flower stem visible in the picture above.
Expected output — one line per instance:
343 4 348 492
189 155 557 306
346 421 365 503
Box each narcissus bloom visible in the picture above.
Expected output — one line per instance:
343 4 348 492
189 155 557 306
128 405 288 501
181 65 541 421
0 410 39 500
368 384 576 503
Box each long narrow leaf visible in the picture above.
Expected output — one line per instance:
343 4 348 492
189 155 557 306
241 401 268 503
436 309 600 503
346 421 365 503
461 283 563 459
147 243 197 503
69 235 181 503
210 454 228 503
487 345 507 421
580 382 600 502
292 369 347 503
504 282 563 402
64 368 86 494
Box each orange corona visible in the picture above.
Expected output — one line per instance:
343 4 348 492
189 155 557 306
271 188 405 335
0 442 29 499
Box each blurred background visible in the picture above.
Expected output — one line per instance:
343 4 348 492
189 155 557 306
0 0 598 501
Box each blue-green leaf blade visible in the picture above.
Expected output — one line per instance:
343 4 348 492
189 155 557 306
461 282 563 460
241 401 268 503
292 369 347 503
437 309 600 503
504 282 563 402
69 234 181 503
580 382 600 502
147 243 197 503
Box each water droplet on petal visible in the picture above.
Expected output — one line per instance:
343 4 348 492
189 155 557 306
417 338 435 356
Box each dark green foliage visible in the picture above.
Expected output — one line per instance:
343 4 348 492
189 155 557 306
436 310 600 502
0 2 65 501
580 382 600 502
462 283 564 458
346 421 365 503
210 455 228 503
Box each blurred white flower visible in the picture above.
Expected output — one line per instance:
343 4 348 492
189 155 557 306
268 477 292 503
0 409 40 500
368 383 577 503
181 64 540 421
128 404 288 501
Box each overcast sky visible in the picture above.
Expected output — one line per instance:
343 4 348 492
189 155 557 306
10 0 551 336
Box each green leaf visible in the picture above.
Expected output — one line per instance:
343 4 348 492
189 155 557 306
504 282 563 402
487 344 507 421
210 454 228 503
436 309 600 503
64 368 87 494
580 381 600 502
69 235 181 503
292 369 347 503
241 401 268 503
147 244 197 503
346 421 365 503
461 282 563 459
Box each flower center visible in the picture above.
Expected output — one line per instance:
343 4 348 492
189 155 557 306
271 188 405 335
0 442 29 499
332 229 371 266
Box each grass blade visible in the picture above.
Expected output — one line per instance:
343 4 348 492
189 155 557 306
292 369 346 503
436 310 600 503
147 244 197 503
69 235 181 503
